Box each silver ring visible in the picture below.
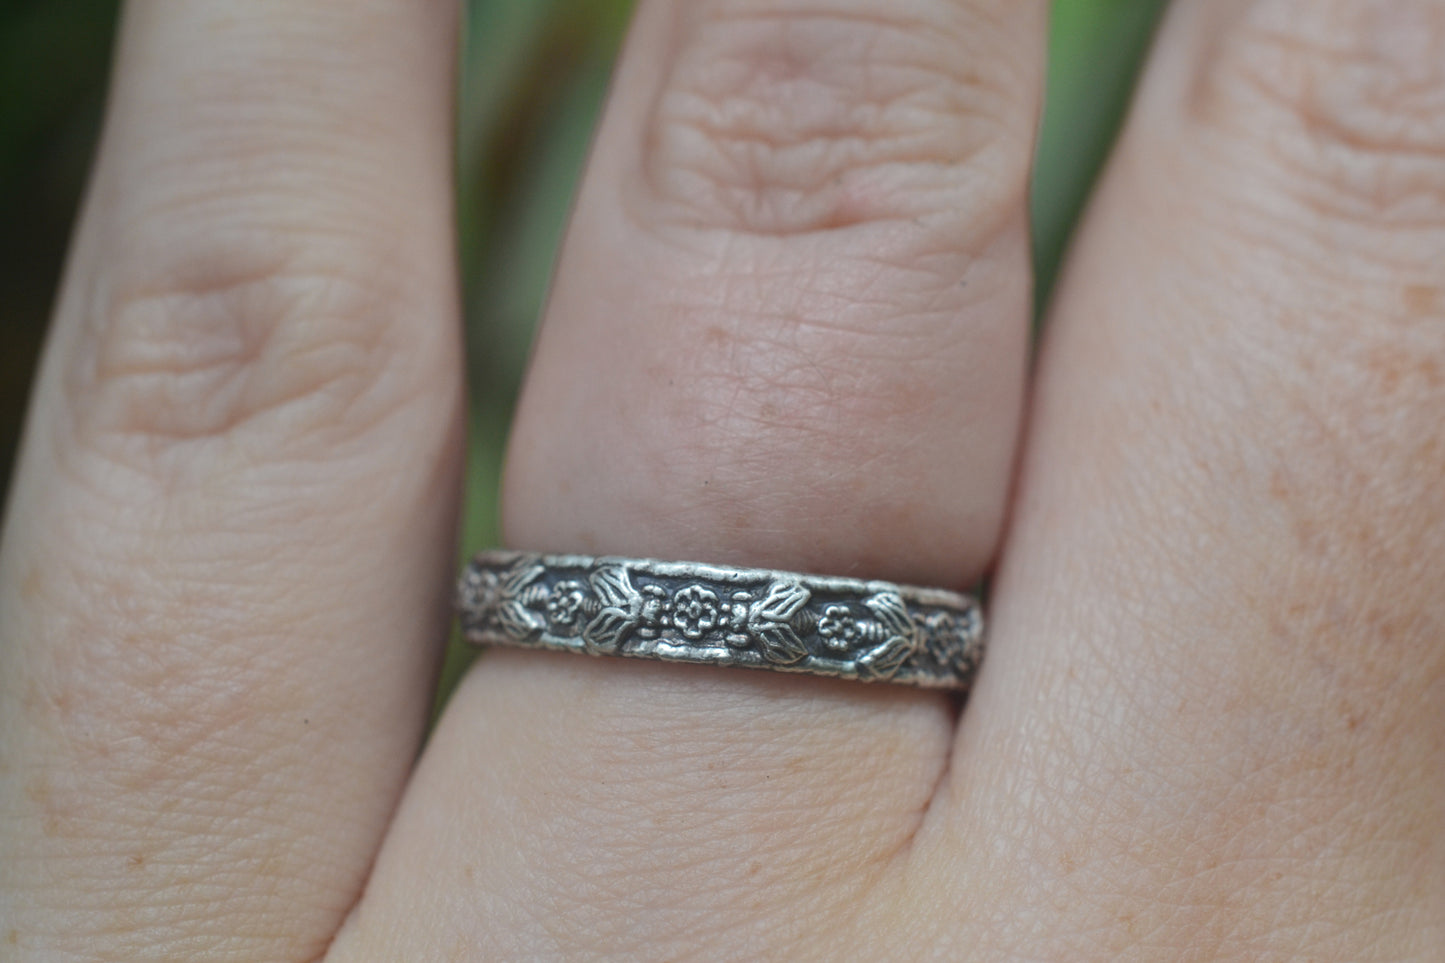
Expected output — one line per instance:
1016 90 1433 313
457 551 984 689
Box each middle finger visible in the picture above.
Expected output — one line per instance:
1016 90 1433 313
931 0 1445 956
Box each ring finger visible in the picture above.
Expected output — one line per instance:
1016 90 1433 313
329 0 1047 957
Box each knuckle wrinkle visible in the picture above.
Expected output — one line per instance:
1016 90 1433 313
1199 0 1445 225
69 237 422 457
638 0 1031 237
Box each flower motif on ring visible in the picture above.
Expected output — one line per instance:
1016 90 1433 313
669 585 720 639
818 605 864 653
922 610 975 674
470 569 501 611
545 580 588 627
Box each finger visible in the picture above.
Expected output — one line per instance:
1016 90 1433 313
923 0 1445 956
0 2 460 959
328 0 1046 957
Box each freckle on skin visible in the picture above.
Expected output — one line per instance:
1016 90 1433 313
1291 515 1321 554
1418 356 1441 388
20 564 42 601
25 776 49 809
1405 284 1439 316
1368 350 1405 393
885 380 933 420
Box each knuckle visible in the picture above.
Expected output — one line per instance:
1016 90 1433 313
69 232 442 461
1198 0 1445 226
636 0 1034 238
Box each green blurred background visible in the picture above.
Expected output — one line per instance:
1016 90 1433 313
0 0 1168 700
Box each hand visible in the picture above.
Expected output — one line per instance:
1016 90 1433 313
2 0 1442 959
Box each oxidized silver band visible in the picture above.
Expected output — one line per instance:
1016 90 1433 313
457 551 984 689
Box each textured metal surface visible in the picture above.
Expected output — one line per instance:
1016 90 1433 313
458 551 984 689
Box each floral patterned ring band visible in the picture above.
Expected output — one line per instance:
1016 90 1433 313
457 551 984 690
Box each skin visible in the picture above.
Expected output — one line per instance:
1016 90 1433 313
1 0 1442 958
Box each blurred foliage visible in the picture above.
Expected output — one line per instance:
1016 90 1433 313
1034 0 1169 307
0 0 118 496
0 0 1167 702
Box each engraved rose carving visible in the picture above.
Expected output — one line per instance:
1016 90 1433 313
545 580 588 628
921 609 979 677
668 585 720 639
817 605 864 653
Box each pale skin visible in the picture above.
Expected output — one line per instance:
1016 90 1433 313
1 0 1442 958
